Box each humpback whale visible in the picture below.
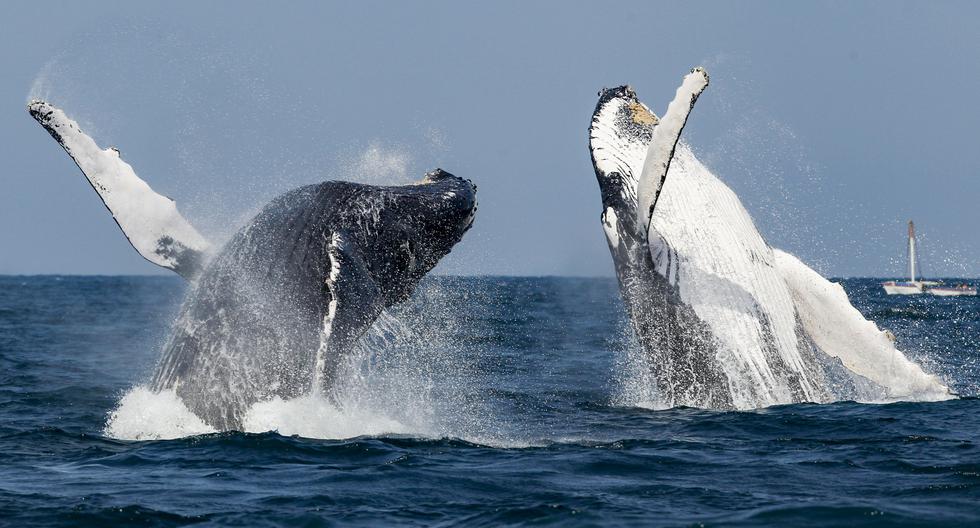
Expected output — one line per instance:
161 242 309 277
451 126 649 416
589 69 949 409
29 101 477 430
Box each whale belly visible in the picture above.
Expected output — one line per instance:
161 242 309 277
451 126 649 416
650 145 826 407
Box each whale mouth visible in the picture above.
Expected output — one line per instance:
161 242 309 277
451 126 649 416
461 198 477 233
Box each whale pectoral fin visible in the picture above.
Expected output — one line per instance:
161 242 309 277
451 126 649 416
324 231 385 344
315 231 386 386
635 68 709 236
28 100 210 280
773 249 950 399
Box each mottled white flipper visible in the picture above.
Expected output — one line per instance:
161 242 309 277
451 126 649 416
774 250 950 400
635 68 709 235
314 231 384 390
28 101 210 279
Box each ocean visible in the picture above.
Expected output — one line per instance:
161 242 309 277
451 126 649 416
0 275 977 526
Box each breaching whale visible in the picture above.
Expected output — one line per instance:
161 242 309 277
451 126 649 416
29 101 477 430
589 69 950 409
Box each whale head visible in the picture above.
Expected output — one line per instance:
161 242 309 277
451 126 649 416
590 85 658 226
365 168 477 302
196 169 477 317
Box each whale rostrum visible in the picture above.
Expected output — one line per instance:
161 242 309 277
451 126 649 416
30 101 477 430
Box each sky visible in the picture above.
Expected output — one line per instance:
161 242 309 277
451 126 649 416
1 1 978 277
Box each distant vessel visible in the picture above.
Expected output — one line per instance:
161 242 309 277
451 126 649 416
928 284 978 297
881 220 976 296
882 221 930 295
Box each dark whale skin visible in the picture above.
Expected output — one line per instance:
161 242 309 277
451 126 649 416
151 170 476 430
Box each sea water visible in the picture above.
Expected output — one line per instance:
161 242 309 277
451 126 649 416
0 276 977 526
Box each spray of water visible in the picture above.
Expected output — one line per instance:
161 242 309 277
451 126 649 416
337 142 413 185
105 387 215 440
104 277 511 443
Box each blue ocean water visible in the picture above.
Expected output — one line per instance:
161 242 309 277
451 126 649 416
0 275 978 526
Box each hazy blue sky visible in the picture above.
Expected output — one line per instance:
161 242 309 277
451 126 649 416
2 1 978 277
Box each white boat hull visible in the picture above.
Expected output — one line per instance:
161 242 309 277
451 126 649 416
928 287 978 297
882 282 924 295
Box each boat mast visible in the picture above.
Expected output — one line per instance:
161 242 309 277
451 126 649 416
908 220 916 282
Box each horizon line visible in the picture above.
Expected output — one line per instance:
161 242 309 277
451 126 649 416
2 273 979 281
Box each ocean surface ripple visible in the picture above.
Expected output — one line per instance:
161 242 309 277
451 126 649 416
0 276 978 526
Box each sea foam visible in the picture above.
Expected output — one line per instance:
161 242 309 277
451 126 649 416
105 302 482 442
104 383 437 441
104 387 215 440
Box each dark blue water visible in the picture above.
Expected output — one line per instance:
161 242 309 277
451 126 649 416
1 276 978 526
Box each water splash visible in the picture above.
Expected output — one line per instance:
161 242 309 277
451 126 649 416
338 142 414 185
105 387 215 440
610 319 665 410
104 280 506 443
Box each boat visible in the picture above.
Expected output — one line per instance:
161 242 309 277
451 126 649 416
881 280 925 295
881 220 977 296
882 221 927 295
928 284 978 297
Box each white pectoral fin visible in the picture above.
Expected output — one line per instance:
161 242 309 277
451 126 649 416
635 68 709 235
773 249 951 400
324 232 384 341
315 231 386 388
28 100 210 280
